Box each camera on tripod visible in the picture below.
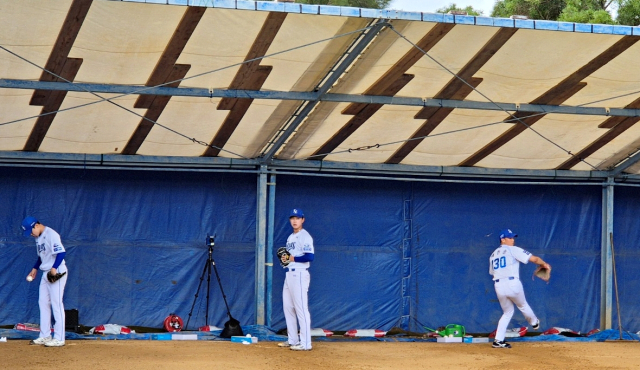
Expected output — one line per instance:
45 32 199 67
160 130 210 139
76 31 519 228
206 234 215 248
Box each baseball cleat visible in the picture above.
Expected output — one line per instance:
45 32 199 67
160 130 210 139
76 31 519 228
492 340 512 348
290 344 312 351
532 320 540 330
277 341 293 347
29 336 51 345
44 338 65 347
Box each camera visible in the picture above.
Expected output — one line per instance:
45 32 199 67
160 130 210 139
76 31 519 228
206 234 215 247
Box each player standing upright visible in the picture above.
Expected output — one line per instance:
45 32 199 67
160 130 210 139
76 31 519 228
489 229 550 348
22 216 68 347
278 208 314 351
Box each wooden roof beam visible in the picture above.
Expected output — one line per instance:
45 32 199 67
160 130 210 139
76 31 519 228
122 7 206 155
24 0 92 151
556 95 640 170
460 36 639 167
203 12 287 157
385 28 518 164
134 6 206 109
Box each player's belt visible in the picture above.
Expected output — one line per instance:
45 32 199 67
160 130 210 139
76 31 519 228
494 277 517 282
285 268 308 272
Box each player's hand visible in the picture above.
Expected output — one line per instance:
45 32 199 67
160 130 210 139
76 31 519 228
50 267 57 275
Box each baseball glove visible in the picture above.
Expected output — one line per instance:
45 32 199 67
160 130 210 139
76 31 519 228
47 271 66 283
533 265 551 283
277 247 291 268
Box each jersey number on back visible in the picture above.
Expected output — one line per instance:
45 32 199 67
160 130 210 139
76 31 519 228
492 256 506 270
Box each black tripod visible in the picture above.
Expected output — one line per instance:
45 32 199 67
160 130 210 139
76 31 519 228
185 235 242 337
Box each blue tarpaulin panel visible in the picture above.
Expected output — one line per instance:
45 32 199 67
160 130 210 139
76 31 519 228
270 176 405 332
407 183 601 333
612 186 640 332
0 167 257 329
0 167 630 335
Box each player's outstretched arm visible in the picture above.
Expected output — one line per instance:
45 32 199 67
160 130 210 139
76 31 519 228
529 255 550 270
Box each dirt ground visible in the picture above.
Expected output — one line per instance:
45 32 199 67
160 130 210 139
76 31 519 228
1 340 639 370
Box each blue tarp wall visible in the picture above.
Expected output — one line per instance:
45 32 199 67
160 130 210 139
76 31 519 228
0 167 636 334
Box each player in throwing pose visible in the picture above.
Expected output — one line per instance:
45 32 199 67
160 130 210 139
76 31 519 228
489 229 550 348
278 208 314 351
22 216 68 347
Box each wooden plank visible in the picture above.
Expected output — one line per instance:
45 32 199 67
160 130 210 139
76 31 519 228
203 67 272 157
556 116 640 170
385 29 517 163
342 23 455 116
432 28 517 100
217 12 287 111
415 77 484 119
24 58 83 151
459 82 587 167
311 74 414 160
30 0 92 106
458 38 639 167
386 107 454 164
534 36 638 106
135 6 206 109
200 13 286 157
121 64 191 155
599 95 640 128
386 77 483 164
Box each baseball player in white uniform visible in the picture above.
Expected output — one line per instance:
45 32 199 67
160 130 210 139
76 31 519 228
22 216 68 347
489 229 550 348
278 208 314 351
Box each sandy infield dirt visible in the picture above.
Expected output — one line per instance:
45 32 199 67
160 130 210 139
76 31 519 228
1 340 639 370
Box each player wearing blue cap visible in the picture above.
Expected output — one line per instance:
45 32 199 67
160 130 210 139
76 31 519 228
21 216 68 347
278 208 314 351
489 228 550 348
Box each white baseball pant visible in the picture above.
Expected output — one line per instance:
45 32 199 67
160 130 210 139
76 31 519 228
283 269 311 349
38 265 67 342
494 277 538 342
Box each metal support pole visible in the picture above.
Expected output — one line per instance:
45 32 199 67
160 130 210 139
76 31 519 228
255 165 268 325
265 172 276 327
600 177 614 329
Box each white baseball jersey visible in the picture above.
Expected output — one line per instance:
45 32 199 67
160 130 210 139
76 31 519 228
285 229 314 269
489 244 539 342
35 227 66 271
489 244 531 280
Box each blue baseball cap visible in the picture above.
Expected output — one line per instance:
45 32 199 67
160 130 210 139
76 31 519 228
21 216 38 237
499 229 518 239
289 208 304 218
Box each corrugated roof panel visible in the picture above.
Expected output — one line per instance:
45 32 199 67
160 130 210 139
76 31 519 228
38 93 140 154
0 89 41 150
467 31 621 103
400 109 516 166
0 0 73 81
479 114 607 169
322 104 426 163
136 97 232 157
573 124 640 170
70 1 183 85
177 9 270 89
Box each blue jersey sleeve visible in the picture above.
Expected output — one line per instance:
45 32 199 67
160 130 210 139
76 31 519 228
33 257 42 270
295 252 314 263
52 252 65 269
